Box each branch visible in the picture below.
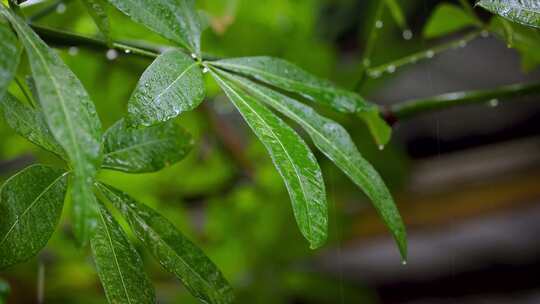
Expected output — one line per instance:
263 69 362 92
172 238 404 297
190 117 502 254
383 82 540 123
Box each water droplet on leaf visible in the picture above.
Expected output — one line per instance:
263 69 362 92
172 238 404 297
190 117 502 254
488 99 499 107
378 145 385 151
402 29 413 40
56 3 66 14
375 20 383 29
190 53 197 59
124 49 131 54
426 50 435 58
68 47 78 56
386 65 396 73
106 49 118 60
202 67 209 73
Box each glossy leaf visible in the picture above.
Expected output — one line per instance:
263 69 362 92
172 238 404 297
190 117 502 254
0 21 20 101
91 203 156 304
106 0 202 55
211 69 328 249
211 57 371 113
0 165 68 269
1 7 103 245
102 119 194 173
81 0 111 43
478 0 540 29
423 3 478 38
97 183 234 304
0 93 65 157
128 49 204 127
222 72 407 259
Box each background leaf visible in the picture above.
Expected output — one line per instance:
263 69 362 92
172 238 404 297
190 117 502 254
98 183 234 304
222 72 407 259
1 7 103 245
0 93 65 157
0 21 20 101
0 165 68 269
423 3 478 38
102 119 194 173
384 0 407 29
106 0 202 55
478 0 540 29
211 69 328 249
90 203 156 304
81 0 111 43
128 49 205 127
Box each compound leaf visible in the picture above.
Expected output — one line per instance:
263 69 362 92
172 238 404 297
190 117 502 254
103 119 194 173
0 165 68 269
91 203 156 304
222 72 407 260
128 49 204 127
211 68 328 249
97 183 234 304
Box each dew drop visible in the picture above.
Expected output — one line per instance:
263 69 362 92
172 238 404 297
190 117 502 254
426 50 435 58
378 145 385 151
402 29 413 40
68 46 78 56
369 70 381 79
401 260 408 266
481 30 489 38
375 20 383 29
56 3 66 14
190 53 197 59
124 49 131 54
202 67 209 74
386 65 396 73
488 98 499 107
106 49 118 60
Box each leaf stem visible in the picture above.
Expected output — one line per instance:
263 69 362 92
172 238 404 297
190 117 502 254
384 82 540 123
365 30 482 78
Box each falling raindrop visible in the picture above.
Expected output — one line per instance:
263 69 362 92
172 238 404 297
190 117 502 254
488 98 499 107
426 50 435 58
68 46 78 56
124 49 131 54
481 30 489 38
386 65 396 73
375 20 383 29
106 49 118 60
56 3 66 14
402 29 413 40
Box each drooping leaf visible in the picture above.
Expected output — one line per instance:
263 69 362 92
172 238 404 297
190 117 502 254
210 69 328 249
423 3 478 38
209 57 391 145
0 21 20 101
1 7 103 245
128 49 204 127
97 183 234 304
222 72 407 259
102 119 194 173
0 165 68 269
384 0 406 29
0 93 65 157
81 0 111 43
478 0 540 29
211 57 371 113
90 203 156 304
106 0 202 55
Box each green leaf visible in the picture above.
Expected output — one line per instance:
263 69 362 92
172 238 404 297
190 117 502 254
478 0 540 29
106 0 202 55
423 3 478 39
221 72 407 260
128 49 204 127
81 0 111 43
209 57 391 145
0 21 20 101
102 119 194 173
0 165 68 269
0 93 65 157
210 69 328 249
90 203 156 304
384 0 406 29
1 7 103 245
97 183 234 304
211 57 371 113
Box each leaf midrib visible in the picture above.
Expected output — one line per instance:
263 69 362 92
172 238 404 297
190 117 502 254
152 62 198 103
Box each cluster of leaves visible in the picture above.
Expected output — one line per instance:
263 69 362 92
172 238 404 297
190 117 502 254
0 0 539 303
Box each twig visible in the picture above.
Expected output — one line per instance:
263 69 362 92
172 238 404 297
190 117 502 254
383 82 540 123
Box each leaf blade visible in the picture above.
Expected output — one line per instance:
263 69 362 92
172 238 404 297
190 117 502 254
128 49 205 127
91 203 156 304
0 21 20 101
221 72 407 260
106 0 202 54
97 183 234 304
81 0 111 43
103 119 194 173
210 68 328 249
423 3 478 39
0 165 68 269
478 0 540 29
